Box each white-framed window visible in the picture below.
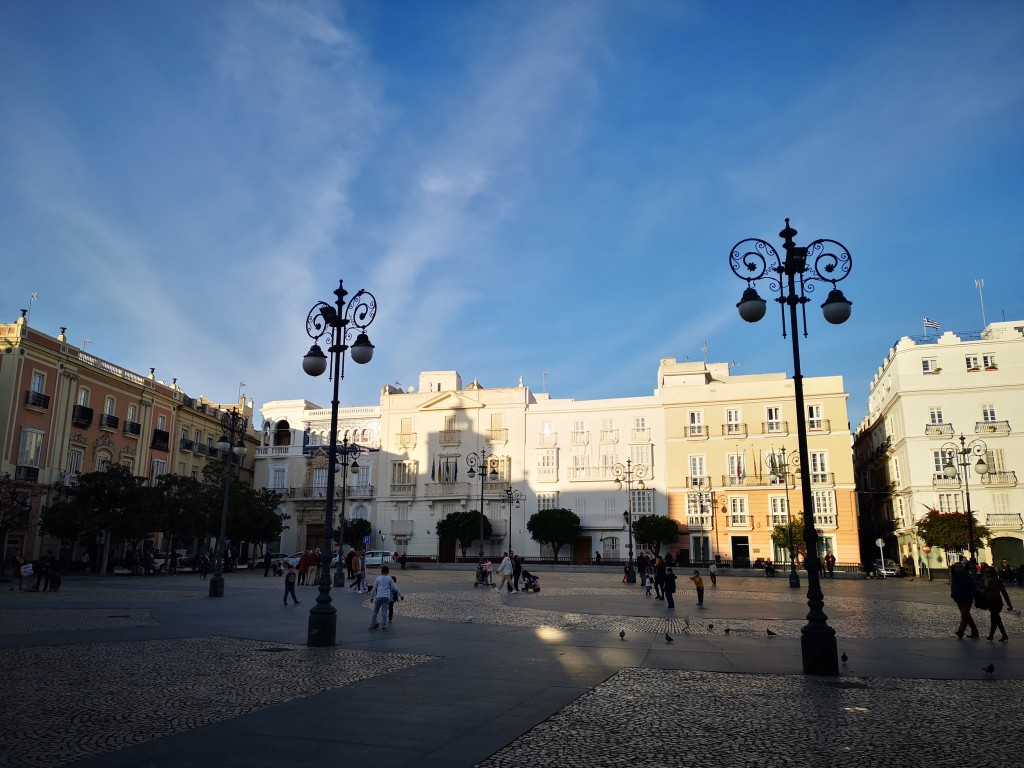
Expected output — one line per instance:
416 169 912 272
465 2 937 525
632 489 654 517
312 468 328 493
929 407 944 425
77 387 90 406
965 354 980 370
689 455 707 487
728 496 749 527
181 426 189 441
726 408 742 434
769 496 790 526
537 492 559 511
766 406 783 432
634 416 646 430
630 443 653 466
922 357 938 373
812 490 837 527
599 453 617 473
727 453 745 485
444 414 458 431
104 396 115 416
270 465 287 489
982 404 997 422
157 414 166 430
806 404 823 430
390 461 417 485
574 496 586 516
810 451 829 483
537 449 557 468
983 354 997 369
66 449 84 478
150 458 166 484
604 497 617 515
688 411 704 436
18 428 44 467
933 450 948 479
31 371 45 393
572 454 588 479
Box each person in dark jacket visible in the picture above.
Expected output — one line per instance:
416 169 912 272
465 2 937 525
981 565 1013 642
950 561 979 639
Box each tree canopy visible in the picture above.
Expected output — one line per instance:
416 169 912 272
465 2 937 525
916 508 991 552
769 517 808 560
631 514 680 556
0 474 34 547
436 509 492 559
526 507 581 559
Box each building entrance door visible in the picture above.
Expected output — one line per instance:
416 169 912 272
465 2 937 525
731 536 750 568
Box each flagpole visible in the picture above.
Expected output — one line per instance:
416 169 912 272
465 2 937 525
976 279 987 328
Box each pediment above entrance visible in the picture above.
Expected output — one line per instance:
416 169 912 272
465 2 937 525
417 392 486 412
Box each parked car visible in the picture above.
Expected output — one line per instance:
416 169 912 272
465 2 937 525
276 552 304 569
872 558 902 577
363 550 397 567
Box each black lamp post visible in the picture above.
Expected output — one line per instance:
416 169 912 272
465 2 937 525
466 450 498 560
332 438 362 587
941 434 989 565
302 279 377 647
612 459 648 566
730 218 852 676
208 408 248 598
772 446 801 589
503 484 524 553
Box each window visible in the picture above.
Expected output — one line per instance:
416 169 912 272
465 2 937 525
270 466 287 489
77 387 90 406
810 452 829 483
983 354 997 369
127 404 138 423
689 456 706 486
769 496 790 526
444 414 457 431
604 498 616 515
158 415 166 430
630 444 653 466
933 450 949 477
725 409 742 434
574 497 586 516
537 449 558 480
727 453 745 485
632 490 653 516
66 449 84 477
571 454 588 479
937 492 962 513
391 461 417 486
634 416 646 430
312 468 328 493
922 357 938 373
18 429 44 467
104 396 115 416
688 411 704 436
31 371 45 392
729 497 749 527
181 426 189 441
812 490 837 527
401 417 413 432
982 405 997 422
537 492 559 511
150 458 166 484
765 406 782 432
806 404 823 430
929 407 944 425
542 421 554 435
965 355 980 371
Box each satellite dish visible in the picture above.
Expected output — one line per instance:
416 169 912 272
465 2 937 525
406 386 415 393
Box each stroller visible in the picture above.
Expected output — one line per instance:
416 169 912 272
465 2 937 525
520 570 541 592
473 560 493 588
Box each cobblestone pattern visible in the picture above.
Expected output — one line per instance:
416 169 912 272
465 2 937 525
0 637 434 768
476 667 1022 768
388 586 1023 639
0 608 159 634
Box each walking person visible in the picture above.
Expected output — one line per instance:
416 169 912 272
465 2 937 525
664 567 677 610
512 555 523 592
981 565 1013 641
297 551 310 586
496 552 514 593
387 574 400 624
636 553 649 587
950 561 980 639
708 561 718 587
198 552 210 580
9 552 26 591
826 551 836 578
368 565 403 631
690 569 705 607
350 550 365 592
283 565 300 605
263 548 272 577
653 556 666 600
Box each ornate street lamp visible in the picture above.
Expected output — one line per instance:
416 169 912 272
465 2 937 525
503 484 524 553
729 218 852 676
612 459 648 568
941 434 989 565
302 279 377 647
208 408 248 598
331 438 362 587
466 450 499 560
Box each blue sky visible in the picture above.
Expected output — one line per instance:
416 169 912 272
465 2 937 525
1 0 1021 431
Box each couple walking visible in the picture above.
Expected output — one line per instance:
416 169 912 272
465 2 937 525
495 551 521 593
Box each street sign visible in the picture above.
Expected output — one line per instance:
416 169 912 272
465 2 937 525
363 535 371 544
874 538 884 548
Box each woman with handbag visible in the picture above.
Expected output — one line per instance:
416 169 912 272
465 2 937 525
981 565 1013 642
950 561 979 639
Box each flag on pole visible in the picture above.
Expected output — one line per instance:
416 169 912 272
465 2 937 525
430 455 435 482
923 317 940 331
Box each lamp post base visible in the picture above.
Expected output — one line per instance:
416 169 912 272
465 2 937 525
789 570 800 589
800 630 839 676
208 575 224 598
307 610 337 647
333 569 346 588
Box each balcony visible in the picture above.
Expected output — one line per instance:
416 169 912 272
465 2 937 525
396 432 417 450
807 418 831 432
580 514 628 530
390 520 414 538
537 432 557 446
599 429 618 444
536 467 558 482
762 420 788 435
425 482 470 498
932 474 960 488
195 444 209 455
99 413 119 431
151 429 170 452
180 438 194 452
71 404 94 428
24 390 50 410
15 465 39 483
686 515 714 531
571 431 589 446
813 513 838 529
569 466 616 482
976 420 1011 435
925 423 954 436
631 428 650 442
687 476 711 488
391 483 416 497
986 513 1023 530
439 429 461 447
123 421 141 437
487 428 509 444
687 425 707 438
723 423 747 437
347 484 374 499
981 471 1018 487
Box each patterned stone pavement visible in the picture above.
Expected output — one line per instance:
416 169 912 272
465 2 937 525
3 570 1023 768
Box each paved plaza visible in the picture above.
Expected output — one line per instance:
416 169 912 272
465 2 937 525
2 567 1022 767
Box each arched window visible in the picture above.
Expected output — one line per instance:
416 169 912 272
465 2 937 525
274 420 291 447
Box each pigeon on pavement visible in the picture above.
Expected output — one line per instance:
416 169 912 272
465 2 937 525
619 630 626 640
841 652 848 664
665 633 674 643
766 629 777 636
983 663 995 677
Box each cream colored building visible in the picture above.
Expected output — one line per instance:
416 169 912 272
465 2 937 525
854 321 1024 571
